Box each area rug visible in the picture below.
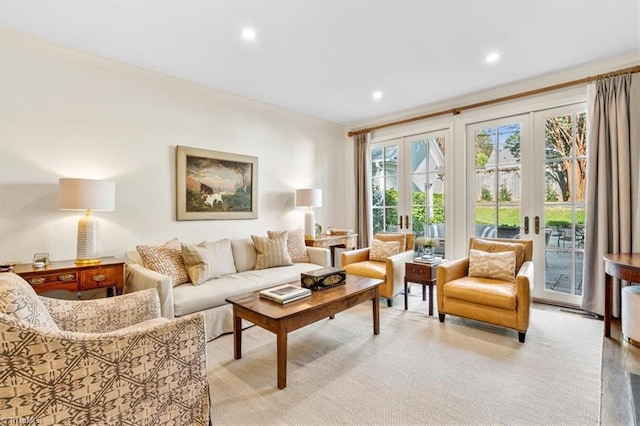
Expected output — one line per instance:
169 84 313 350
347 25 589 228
207 301 602 425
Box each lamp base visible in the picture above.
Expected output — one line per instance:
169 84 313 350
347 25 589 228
76 211 101 264
304 209 315 239
75 258 103 265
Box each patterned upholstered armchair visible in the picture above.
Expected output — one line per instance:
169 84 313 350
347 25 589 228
0 273 210 426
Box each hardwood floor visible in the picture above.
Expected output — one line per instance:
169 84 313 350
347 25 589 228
601 317 640 425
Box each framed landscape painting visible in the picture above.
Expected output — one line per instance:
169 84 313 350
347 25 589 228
176 145 258 220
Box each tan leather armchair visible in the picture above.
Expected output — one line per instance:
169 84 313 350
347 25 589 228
341 233 415 307
437 237 534 342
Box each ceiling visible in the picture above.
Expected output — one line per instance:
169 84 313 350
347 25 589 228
1 1 639 125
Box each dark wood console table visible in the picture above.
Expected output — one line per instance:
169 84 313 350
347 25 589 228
604 253 640 337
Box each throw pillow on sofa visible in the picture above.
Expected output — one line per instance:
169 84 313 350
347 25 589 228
206 238 237 276
468 248 516 282
181 242 221 285
136 238 190 287
267 228 310 263
369 239 401 261
251 233 293 270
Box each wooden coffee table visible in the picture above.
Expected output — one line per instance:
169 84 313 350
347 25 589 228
225 274 383 389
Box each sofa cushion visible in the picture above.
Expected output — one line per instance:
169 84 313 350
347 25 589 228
181 242 220 285
137 238 190 287
0 273 58 329
230 238 257 272
252 234 293 269
172 263 320 317
208 238 237 276
268 229 310 263
471 238 525 272
443 276 517 310
369 239 401 261
374 233 406 250
468 249 516 283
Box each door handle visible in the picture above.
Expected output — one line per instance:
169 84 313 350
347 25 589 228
535 216 540 234
405 215 409 230
524 216 529 235
399 215 403 229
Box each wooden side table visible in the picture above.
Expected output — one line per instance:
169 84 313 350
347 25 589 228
404 261 438 316
305 234 358 267
13 257 124 298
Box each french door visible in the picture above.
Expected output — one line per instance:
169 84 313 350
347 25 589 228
467 103 586 306
370 130 447 254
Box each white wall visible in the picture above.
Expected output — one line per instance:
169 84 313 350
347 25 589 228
0 30 350 263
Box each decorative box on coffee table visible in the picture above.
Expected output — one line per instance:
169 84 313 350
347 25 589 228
301 267 346 291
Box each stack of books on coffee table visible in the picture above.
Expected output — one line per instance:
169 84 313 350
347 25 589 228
259 284 312 304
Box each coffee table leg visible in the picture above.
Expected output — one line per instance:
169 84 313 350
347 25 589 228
233 308 242 360
277 329 287 389
373 289 380 335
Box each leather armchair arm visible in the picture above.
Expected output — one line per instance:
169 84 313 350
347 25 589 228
341 247 371 266
387 250 415 295
436 257 469 311
515 260 534 330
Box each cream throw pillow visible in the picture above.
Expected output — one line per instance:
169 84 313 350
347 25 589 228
468 248 516 282
251 233 293 270
268 229 310 263
369 239 401 261
207 238 237 276
136 238 190 287
181 242 220 285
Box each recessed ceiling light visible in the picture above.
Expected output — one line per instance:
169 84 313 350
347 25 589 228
241 28 256 41
486 52 500 63
372 91 383 100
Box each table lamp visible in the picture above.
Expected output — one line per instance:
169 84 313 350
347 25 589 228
59 178 115 264
295 188 322 239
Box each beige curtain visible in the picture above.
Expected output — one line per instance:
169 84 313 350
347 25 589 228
582 73 640 317
354 132 371 248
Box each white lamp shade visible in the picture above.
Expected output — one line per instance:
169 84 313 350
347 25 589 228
59 178 116 211
295 188 322 207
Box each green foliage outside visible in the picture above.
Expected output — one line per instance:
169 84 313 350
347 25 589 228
480 186 493 202
476 206 585 227
498 184 512 202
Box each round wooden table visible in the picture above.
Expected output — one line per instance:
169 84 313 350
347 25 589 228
604 253 640 337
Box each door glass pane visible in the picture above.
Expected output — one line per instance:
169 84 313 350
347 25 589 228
411 135 446 256
543 111 586 296
371 144 399 234
474 123 521 238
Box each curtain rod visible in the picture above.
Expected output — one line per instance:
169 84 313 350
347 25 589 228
347 65 640 137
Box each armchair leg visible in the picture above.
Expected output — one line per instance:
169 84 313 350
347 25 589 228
518 332 526 343
386 298 393 308
438 313 445 322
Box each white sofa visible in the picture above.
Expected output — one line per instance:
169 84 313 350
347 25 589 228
125 237 330 341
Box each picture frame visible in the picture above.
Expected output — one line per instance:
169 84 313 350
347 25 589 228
176 145 258 220
32 252 49 265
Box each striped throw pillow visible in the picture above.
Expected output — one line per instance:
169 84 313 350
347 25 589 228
251 233 293 270
267 229 310 263
181 242 220 285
